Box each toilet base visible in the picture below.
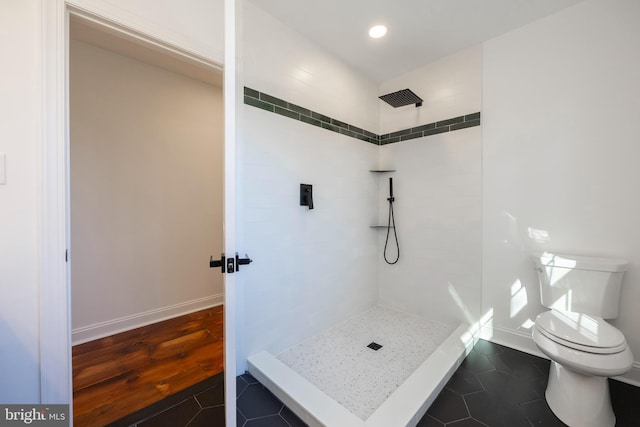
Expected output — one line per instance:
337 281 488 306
545 361 615 427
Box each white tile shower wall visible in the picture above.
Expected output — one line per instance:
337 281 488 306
378 128 482 326
482 0 640 371
379 45 482 135
242 106 379 359
243 1 379 133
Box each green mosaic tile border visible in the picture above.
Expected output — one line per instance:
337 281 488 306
244 87 480 145
379 112 480 145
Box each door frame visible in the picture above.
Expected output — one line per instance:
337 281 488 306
40 0 237 423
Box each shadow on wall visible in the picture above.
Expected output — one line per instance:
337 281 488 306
491 210 621 338
498 211 549 332
454 209 560 344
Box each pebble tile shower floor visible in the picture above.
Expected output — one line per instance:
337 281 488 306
276 306 455 419
110 339 640 426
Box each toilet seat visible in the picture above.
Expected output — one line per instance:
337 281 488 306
535 310 627 355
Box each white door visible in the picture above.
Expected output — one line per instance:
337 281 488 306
40 2 241 425
223 0 239 423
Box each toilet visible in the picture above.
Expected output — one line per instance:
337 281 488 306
532 252 633 427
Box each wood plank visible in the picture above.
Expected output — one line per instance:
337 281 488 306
72 306 223 426
73 348 150 391
72 305 223 357
74 344 223 425
150 328 217 360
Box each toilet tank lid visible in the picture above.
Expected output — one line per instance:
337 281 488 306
533 252 628 272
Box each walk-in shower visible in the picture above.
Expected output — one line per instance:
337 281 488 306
243 94 482 425
242 3 483 426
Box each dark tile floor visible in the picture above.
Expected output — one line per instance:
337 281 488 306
111 340 640 427
236 374 307 426
421 339 640 427
107 371 307 427
107 373 227 427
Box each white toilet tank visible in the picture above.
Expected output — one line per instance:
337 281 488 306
533 252 628 319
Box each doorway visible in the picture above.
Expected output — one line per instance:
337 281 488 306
68 16 225 425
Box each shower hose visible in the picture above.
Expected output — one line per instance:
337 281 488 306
384 179 400 265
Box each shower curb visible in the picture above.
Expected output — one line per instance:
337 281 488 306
248 323 475 427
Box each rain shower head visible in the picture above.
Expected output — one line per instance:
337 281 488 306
379 88 423 108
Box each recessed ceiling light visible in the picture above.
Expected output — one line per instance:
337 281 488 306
368 25 387 39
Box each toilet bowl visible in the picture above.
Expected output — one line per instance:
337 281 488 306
533 310 633 427
532 253 633 427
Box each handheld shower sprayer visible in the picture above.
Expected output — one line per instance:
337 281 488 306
384 177 400 264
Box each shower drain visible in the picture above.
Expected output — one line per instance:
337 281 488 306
367 342 383 351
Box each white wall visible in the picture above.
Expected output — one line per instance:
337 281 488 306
0 0 42 403
70 39 224 342
242 2 379 133
482 0 640 378
378 128 482 327
68 0 224 64
241 2 380 364
242 108 379 358
377 47 483 327
379 46 482 134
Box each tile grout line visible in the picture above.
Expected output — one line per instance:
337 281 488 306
129 396 196 427
460 387 490 427
278 405 296 427
183 406 202 427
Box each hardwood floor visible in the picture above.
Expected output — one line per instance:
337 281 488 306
72 306 224 426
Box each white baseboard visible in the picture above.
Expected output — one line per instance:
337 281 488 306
72 293 223 345
480 324 546 359
480 325 640 387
